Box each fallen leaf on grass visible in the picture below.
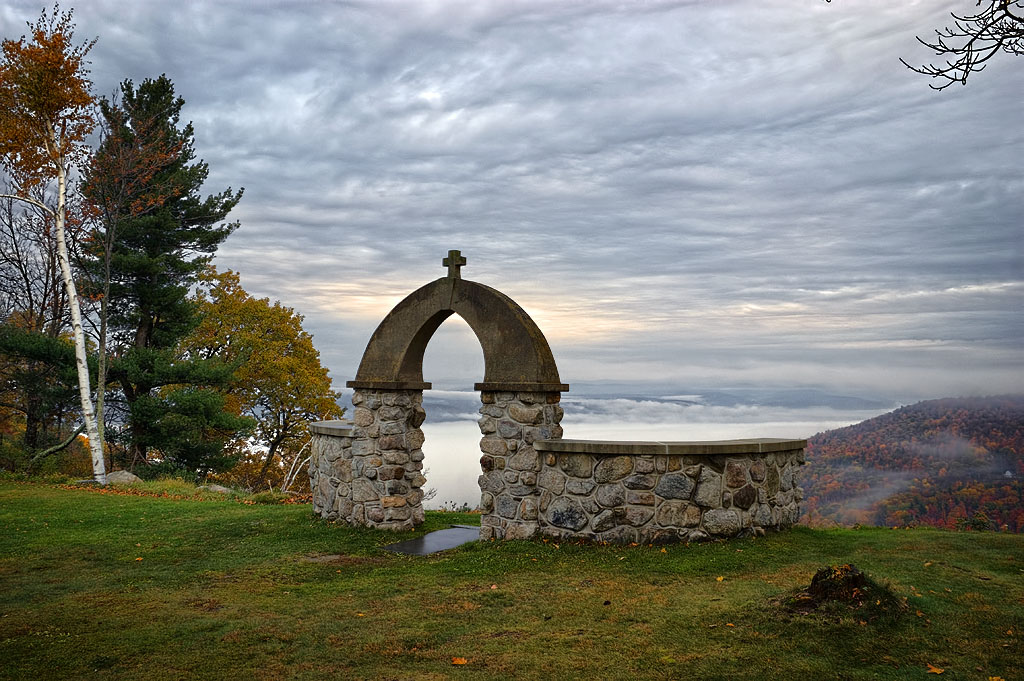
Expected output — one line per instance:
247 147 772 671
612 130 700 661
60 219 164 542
725 623 735 627
926 663 944 674
452 657 468 665
134 557 143 561
716 576 724 582
660 548 667 553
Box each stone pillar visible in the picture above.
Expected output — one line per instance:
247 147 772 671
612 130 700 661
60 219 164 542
341 388 428 530
309 420 355 520
477 390 564 540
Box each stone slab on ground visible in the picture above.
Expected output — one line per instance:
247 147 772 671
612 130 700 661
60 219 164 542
382 525 480 555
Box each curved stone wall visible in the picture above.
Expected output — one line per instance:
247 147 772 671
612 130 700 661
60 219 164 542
532 439 805 543
310 391 805 543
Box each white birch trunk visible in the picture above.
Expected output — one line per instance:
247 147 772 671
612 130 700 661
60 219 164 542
48 125 106 484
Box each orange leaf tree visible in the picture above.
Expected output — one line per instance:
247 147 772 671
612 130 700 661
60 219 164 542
0 5 106 482
182 266 344 490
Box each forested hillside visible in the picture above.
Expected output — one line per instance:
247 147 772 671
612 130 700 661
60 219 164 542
802 396 1024 531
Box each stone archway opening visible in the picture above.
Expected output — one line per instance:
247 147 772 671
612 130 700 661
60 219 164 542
418 314 486 511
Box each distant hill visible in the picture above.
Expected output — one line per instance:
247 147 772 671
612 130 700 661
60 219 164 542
802 396 1024 532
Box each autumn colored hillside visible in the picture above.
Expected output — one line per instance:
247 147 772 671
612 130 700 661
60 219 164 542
802 395 1024 531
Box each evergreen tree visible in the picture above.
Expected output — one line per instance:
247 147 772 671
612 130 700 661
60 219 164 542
84 75 248 476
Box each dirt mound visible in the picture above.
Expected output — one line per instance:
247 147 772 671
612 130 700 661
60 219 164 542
784 564 906 622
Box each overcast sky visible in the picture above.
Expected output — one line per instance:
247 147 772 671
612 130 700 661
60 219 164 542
4 0 1021 401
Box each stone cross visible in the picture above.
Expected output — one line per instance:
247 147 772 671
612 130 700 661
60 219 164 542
443 249 467 279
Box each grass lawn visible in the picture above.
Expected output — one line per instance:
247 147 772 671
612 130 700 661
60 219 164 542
1 480 1021 680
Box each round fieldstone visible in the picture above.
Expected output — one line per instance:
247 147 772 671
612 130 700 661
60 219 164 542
497 494 518 519
703 509 741 536
694 467 722 508
509 447 540 471
592 508 625 532
539 468 566 495
625 506 654 527
655 500 700 528
594 456 633 483
750 459 766 482
480 437 509 457
596 484 625 508
733 484 757 510
378 406 405 422
497 420 522 439
409 406 426 427
754 503 773 527
566 479 596 495
548 497 588 531
560 454 593 478
377 434 405 451
765 465 781 496
624 474 656 490
725 461 747 488
780 465 794 492
351 479 378 503
509 404 544 424
654 474 695 500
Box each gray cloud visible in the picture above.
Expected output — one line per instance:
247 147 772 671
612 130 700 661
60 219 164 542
3 0 1021 400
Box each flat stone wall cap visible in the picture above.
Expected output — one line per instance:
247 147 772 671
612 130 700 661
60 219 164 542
535 438 806 455
662 439 807 455
310 419 355 436
475 382 569 392
534 439 667 455
347 380 431 390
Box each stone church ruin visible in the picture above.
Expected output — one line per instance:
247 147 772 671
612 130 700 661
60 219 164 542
309 251 805 543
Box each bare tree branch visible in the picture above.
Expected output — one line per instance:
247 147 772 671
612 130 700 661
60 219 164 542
899 1 1024 89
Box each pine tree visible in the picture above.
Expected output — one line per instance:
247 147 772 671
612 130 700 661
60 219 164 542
83 75 247 476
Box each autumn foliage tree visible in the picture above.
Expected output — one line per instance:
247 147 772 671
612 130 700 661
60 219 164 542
0 6 106 482
181 267 344 489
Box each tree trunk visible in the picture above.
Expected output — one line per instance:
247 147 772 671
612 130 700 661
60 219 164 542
258 439 282 489
51 147 106 484
94 277 108 458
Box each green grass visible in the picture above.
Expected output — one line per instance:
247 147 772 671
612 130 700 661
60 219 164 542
1 480 1021 680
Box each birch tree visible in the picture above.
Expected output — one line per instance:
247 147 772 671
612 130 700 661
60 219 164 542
0 7 106 482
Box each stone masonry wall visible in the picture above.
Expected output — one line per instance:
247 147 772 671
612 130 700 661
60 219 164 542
533 446 804 543
310 396 805 545
476 391 564 540
309 421 354 519
310 389 428 530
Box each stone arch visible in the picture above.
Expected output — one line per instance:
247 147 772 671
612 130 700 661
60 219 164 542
346 276 568 393
332 255 566 537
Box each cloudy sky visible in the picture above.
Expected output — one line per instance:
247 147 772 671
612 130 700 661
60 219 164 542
4 0 1021 402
